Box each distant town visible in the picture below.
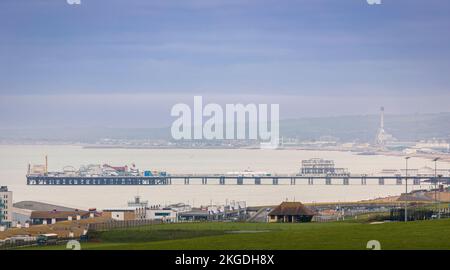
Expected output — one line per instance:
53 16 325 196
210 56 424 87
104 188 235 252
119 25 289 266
1 109 450 155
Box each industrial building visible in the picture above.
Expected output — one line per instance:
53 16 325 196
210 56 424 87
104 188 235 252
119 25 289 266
178 210 210 221
13 200 78 212
12 200 81 227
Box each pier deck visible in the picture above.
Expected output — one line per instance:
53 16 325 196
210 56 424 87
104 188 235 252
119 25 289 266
26 175 450 186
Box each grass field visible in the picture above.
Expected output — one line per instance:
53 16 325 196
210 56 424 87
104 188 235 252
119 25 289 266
25 218 450 250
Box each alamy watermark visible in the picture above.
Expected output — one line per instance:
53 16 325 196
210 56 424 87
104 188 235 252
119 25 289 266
66 240 81 250
366 240 381 250
366 0 382 5
66 0 81 5
64 0 381 6
171 96 280 149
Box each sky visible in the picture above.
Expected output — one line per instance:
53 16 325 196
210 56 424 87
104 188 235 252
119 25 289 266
1 0 450 128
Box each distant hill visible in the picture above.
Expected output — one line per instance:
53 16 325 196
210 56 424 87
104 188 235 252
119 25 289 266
1 112 449 143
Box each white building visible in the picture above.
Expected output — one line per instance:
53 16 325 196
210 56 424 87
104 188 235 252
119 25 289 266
103 207 146 221
145 203 192 222
0 186 13 228
414 140 450 153
146 208 178 222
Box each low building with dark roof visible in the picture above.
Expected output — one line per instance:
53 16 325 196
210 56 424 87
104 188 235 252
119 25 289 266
30 210 91 225
178 210 210 221
268 202 315 223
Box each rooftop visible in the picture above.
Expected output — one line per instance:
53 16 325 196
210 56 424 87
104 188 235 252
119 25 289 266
14 201 78 212
30 210 90 219
103 207 139 212
268 202 315 216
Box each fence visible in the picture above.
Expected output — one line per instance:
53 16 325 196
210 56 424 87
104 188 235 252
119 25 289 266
0 237 77 250
0 219 163 249
88 219 163 231
436 207 450 219
312 215 340 222
390 207 450 221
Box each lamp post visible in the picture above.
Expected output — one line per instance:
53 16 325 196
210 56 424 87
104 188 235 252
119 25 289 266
404 157 410 222
433 158 440 218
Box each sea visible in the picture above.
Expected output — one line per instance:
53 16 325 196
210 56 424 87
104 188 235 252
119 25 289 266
1 145 448 209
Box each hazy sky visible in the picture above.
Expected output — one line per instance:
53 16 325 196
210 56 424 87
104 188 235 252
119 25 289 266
1 0 450 128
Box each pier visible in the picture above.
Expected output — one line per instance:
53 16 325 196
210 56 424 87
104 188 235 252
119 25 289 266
26 175 450 186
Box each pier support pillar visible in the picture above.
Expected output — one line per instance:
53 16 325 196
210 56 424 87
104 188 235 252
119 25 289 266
184 177 190 185
413 178 420 185
325 177 331 185
237 177 243 185
396 177 402 185
202 177 207 185
343 178 349 185
378 178 384 185
308 178 313 185
220 177 225 185
272 178 279 185
255 177 261 185
361 177 367 185
290 178 296 185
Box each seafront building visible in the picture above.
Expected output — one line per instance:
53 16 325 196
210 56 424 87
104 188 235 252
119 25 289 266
0 186 13 228
268 202 314 223
30 210 94 225
299 158 349 176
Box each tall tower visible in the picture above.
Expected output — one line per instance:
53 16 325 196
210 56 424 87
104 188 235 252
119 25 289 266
45 155 48 175
376 106 395 146
376 107 386 145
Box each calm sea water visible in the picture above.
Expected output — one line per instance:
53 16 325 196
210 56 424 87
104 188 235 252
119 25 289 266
0 145 448 209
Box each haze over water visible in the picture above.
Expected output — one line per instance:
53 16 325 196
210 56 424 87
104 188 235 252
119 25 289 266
1 145 448 209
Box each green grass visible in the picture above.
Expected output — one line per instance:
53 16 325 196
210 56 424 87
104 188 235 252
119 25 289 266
25 219 450 250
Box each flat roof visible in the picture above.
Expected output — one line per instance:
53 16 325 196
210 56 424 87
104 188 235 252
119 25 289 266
103 207 137 212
